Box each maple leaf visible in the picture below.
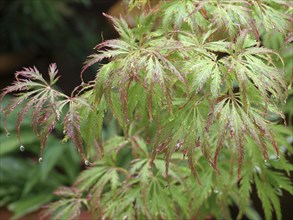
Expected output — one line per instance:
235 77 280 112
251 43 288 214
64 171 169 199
1 64 66 157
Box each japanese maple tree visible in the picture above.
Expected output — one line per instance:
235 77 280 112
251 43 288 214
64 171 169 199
1 0 292 219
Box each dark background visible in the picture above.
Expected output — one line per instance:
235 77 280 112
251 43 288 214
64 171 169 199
0 0 118 94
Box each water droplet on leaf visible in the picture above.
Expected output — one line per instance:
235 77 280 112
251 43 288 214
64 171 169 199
254 165 261 173
275 188 282 195
38 157 43 163
19 145 25 152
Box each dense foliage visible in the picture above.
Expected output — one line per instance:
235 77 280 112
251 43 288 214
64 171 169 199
1 0 292 219
0 97 81 219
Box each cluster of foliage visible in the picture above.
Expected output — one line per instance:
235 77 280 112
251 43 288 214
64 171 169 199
0 97 81 219
1 0 292 219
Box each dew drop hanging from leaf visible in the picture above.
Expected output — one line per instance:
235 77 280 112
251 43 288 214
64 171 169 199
19 145 25 152
84 160 91 166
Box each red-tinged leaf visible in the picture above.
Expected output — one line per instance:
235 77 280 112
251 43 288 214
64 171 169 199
163 138 179 184
31 97 50 135
205 101 215 133
151 142 166 166
42 194 84 220
235 29 248 52
202 134 220 174
93 138 104 159
15 66 47 84
146 80 157 123
2 96 26 134
39 112 56 158
54 187 81 197
271 138 280 158
102 13 134 41
68 200 82 220
1 64 67 164
93 62 114 106
187 143 201 185
119 80 131 124
154 52 185 83
213 124 228 168
259 135 269 161
95 39 131 51
1 85 24 101
81 53 111 78
16 96 39 143
104 80 129 136
48 63 60 85
236 134 245 181
81 100 106 160
240 80 248 113
64 109 86 161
